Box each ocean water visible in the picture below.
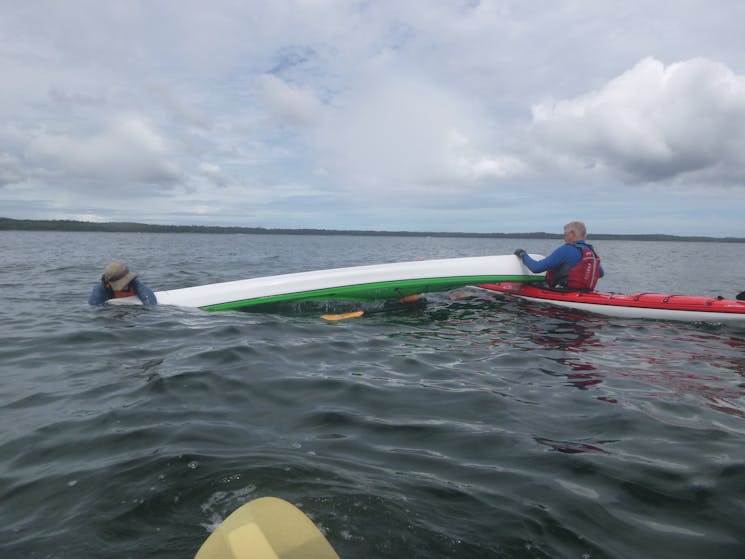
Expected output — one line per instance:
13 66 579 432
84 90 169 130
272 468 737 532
1 231 744 559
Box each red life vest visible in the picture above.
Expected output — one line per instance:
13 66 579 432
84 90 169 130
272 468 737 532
113 284 136 298
546 244 601 291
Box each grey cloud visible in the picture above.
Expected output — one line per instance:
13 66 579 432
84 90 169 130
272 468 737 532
259 74 323 128
24 116 182 189
0 153 24 187
529 58 745 186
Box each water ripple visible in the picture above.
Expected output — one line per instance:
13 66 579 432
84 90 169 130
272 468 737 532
3 234 745 558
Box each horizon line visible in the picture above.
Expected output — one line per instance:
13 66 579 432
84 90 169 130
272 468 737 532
1 216 744 242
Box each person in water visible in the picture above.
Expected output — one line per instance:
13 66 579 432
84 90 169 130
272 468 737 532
88 261 157 305
514 221 604 291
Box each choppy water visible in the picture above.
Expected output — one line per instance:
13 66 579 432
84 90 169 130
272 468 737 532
1 231 744 559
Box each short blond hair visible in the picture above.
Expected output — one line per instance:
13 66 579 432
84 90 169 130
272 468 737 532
564 221 587 238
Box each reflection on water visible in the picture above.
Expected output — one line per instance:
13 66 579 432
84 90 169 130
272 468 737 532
486 299 745 423
512 305 608 394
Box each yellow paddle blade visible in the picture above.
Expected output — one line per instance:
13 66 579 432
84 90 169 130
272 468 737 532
320 310 365 321
195 497 340 559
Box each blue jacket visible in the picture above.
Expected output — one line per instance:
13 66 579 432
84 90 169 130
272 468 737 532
521 240 605 277
88 277 158 305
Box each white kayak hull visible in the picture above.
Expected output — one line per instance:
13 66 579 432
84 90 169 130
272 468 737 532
109 254 544 311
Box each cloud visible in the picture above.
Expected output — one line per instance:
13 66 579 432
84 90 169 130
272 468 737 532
197 162 229 187
24 116 181 189
528 57 745 185
1 3 744 235
259 74 323 128
0 152 24 187
314 74 522 191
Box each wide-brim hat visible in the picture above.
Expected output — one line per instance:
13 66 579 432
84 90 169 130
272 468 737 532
104 261 137 291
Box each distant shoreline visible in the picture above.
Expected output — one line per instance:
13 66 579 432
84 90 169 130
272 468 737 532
1 217 743 242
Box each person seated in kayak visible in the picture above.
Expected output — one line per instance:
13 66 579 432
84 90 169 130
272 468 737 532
88 261 158 305
514 221 604 291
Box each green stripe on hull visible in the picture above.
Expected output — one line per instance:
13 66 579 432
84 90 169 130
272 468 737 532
200 274 542 311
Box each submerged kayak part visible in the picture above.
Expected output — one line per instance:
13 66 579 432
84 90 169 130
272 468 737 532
108 254 544 311
195 496 339 559
478 282 745 324
321 293 429 321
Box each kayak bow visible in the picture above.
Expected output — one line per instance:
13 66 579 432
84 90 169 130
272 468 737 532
195 497 339 559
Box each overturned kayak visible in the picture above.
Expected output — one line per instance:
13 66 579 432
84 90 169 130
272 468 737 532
478 282 745 324
109 255 543 311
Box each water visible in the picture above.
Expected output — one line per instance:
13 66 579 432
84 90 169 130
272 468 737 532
1 231 744 559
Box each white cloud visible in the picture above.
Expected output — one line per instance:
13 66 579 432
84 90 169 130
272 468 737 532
259 74 323 128
24 116 181 188
197 162 229 187
529 57 745 185
69 213 106 222
314 75 519 190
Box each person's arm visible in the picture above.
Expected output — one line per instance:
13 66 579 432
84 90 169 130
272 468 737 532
519 245 574 274
132 278 158 305
88 283 111 305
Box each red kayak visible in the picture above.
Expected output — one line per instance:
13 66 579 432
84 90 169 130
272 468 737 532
478 283 745 324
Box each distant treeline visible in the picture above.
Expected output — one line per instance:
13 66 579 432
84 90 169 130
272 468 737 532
1 217 743 242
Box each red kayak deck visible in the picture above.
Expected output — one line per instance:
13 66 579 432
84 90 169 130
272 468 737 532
478 283 745 323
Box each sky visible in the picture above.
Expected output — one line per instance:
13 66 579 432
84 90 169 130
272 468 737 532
1 1 745 236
